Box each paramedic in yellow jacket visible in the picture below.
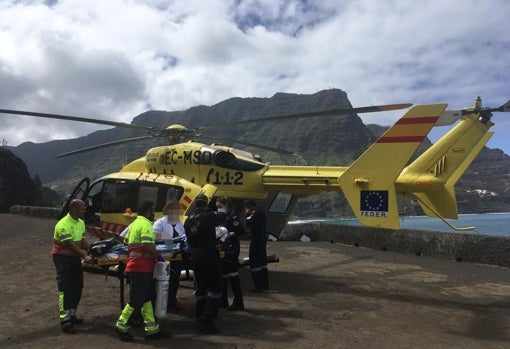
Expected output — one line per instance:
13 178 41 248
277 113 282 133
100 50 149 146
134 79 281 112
51 199 92 333
115 201 169 342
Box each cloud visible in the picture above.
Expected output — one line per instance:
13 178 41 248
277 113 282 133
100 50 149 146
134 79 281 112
0 0 509 153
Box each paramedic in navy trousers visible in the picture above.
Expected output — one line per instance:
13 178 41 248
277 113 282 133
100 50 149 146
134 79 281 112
185 194 223 334
216 198 245 310
245 200 269 292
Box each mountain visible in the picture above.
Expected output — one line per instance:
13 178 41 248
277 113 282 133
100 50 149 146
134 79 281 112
6 89 510 216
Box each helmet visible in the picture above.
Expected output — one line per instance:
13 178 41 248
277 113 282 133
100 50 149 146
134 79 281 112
195 193 208 207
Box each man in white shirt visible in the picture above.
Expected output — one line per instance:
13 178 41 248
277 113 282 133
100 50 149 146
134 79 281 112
153 200 187 311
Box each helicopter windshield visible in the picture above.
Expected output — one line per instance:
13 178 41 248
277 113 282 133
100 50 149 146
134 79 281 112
87 178 184 215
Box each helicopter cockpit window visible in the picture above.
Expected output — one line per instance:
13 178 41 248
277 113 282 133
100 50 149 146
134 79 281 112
102 181 130 213
268 192 292 214
138 186 159 211
166 186 183 202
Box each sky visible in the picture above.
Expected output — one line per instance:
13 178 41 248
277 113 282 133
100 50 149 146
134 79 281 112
0 0 509 153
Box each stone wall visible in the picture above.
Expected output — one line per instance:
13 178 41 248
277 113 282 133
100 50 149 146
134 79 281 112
12 205 510 268
9 205 61 219
281 223 510 268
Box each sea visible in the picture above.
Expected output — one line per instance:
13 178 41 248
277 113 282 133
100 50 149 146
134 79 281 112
288 212 510 237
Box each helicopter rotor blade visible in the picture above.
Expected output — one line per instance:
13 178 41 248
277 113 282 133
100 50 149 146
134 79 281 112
197 103 413 132
0 108 153 132
54 135 155 158
503 99 510 112
200 135 297 155
1 101 412 157
491 99 510 113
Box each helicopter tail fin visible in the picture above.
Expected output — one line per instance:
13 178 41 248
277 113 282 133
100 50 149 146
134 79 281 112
404 112 494 219
338 104 447 229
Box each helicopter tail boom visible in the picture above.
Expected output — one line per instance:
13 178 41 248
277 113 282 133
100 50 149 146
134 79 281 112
337 104 448 230
261 104 447 229
396 109 494 220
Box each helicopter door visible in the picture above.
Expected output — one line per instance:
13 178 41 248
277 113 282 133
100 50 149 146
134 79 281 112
58 177 90 219
260 191 298 237
84 179 104 226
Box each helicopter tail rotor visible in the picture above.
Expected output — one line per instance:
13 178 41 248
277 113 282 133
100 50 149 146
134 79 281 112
436 97 510 126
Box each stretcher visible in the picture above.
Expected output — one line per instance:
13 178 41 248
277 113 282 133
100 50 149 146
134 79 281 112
87 243 279 309
87 243 192 309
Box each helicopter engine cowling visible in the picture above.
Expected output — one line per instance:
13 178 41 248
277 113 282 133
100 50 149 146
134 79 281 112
213 149 236 167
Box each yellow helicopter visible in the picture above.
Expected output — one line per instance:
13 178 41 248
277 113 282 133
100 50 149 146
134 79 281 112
1 96 508 239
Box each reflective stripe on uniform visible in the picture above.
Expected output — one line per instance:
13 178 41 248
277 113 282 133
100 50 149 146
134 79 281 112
141 301 160 334
222 271 240 278
208 291 223 299
52 245 76 256
58 291 72 322
128 251 155 258
250 265 267 272
59 233 72 240
52 240 84 256
116 303 135 332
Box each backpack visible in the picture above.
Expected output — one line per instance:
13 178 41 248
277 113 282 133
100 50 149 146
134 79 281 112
183 213 201 246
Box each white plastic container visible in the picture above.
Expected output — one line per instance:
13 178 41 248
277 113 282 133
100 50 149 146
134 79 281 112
154 261 170 317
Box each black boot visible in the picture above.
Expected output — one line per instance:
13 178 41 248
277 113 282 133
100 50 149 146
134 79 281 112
71 316 84 325
227 275 244 311
61 319 73 333
115 327 134 342
250 269 265 291
262 268 269 290
199 296 221 324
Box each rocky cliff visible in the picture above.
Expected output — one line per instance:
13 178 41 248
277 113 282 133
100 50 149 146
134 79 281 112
0 148 64 212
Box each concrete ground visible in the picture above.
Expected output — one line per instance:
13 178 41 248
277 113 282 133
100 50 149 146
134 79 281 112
1 214 509 348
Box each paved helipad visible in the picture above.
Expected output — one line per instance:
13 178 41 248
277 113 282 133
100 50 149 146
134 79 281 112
1 214 509 348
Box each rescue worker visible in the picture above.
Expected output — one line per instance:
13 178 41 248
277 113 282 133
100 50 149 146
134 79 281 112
115 201 169 342
245 200 269 292
215 196 229 222
52 199 92 333
152 200 187 311
184 194 223 334
217 203 245 311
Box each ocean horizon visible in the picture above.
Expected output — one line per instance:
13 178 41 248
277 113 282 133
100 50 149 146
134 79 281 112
289 212 510 237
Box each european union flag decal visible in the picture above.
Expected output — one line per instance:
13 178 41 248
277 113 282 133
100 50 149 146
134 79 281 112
360 190 389 218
